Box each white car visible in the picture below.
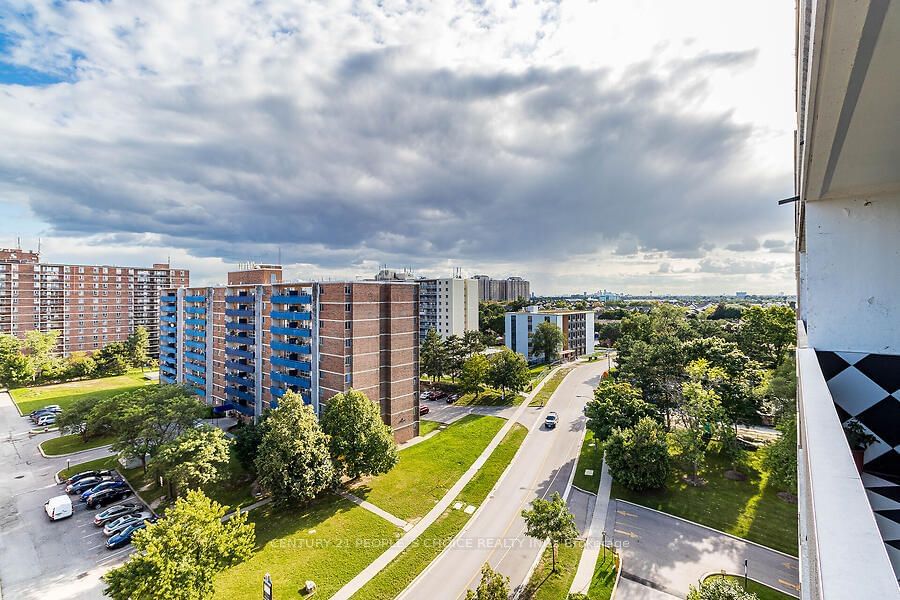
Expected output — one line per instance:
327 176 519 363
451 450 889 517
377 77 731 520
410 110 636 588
103 511 153 537
36 414 57 426
44 495 73 521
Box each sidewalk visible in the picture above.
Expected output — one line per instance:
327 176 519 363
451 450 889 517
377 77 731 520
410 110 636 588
338 489 412 531
329 363 573 600
569 457 612 595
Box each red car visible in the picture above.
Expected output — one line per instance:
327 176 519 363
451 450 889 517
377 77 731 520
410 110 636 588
419 405 430 415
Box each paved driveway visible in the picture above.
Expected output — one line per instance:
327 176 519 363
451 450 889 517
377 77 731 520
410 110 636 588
609 500 800 599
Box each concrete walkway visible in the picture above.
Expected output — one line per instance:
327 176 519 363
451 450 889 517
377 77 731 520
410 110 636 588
569 458 612 595
329 363 571 600
338 490 412 531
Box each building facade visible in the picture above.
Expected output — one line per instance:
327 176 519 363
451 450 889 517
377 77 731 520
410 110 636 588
418 277 479 339
0 248 188 356
160 271 420 442
504 308 594 362
794 1 900 597
473 275 531 302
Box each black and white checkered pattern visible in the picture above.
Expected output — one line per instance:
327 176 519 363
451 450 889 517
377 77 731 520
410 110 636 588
817 350 900 579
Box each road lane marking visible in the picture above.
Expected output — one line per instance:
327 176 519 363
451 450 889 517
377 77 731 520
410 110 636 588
778 579 801 591
616 509 638 517
783 561 797 570
614 529 639 539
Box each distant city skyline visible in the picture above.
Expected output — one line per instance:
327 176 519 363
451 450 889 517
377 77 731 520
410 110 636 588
0 1 795 296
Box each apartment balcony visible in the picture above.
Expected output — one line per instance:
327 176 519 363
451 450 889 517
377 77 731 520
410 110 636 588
270 310 312 321
185 318 206 326
184 360 205 374
184 339 205 350
230 401 254 417
184 295 206 303
160 355 177 366
797 323 900 599
160 315 177 323
270 294 312 304
160 373 175 384
269 386 311 403
225 308 254 318
184 328 206 338
184 373 205 387
185 306 206 315
270 340 310 354
159 364 176 376
160 335 177 345
160 306 177 313
225 321 254 332
270 356 311 372
225 386 254 403
160 295 177 302
225 347 254 360
225 333 254 345
270 371 311 389
225 294 255 304
225 373 254 388
271 326 311 338
189 386 206 398
184 351 206 363
225 360 254 374
160 343 177 355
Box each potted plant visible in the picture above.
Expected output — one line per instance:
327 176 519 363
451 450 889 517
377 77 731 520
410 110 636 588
844 419 877 473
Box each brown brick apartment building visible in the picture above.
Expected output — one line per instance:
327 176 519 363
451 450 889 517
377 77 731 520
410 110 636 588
0 248 188 356
160 266 420 442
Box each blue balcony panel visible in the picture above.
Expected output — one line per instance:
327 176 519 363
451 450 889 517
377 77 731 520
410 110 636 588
270 386 311 404
190 386 206 397
184 373 205 386
270 310 312 321
160 355 177 365
184 295 206 303
226 373 255 388
160 325 177 333
225 347 254 359
225 295 255 304
160 374 175 384
270 294 312 305
160 335 177 345
184 360 206 374
225 308 254 318
184 328 206 338
270 341 311 354
225 386 255 403
184 351 206 362
184 339 205 349
185 306 206 314
232 402 254 416
271 326 311 338
160 306 177 313
225 334 253 344
225 360 254 374
185 318 206 326
270 372 311 389
271 356 312 372
226 321 255 331
160 295 177 302
160 315 177 323
159 364 176 375
160 343 176 354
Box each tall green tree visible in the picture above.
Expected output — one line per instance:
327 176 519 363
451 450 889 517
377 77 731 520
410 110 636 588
152 426 231 499
738 305 795 368
683 337 764 423
531 321 564 363
669 361 726 481
687 577 759 600
445 334 468 381
127 326 150 370
320 389 398 482
94 341 130 376
420 328 446 382
604 417 670 492
521 492 579 572
66 351 97 379
23 329 60 381
585 380 656 440
465 563 510 600
764 412 798 492
56 395 109 442
232 417 268 475
103 490 255 600
460 353 490 398
487 348 530 401
255 391 334 503
478 301 506 342
462 329 486 356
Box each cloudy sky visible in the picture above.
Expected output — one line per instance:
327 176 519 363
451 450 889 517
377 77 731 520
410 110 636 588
0 0 796 295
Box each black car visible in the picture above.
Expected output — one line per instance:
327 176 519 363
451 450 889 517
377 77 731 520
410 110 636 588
64 469 115 486
86 486 132 509
66 476 111 495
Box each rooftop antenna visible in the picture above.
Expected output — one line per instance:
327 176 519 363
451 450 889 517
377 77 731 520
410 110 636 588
278 247 282 265
38 237 41 253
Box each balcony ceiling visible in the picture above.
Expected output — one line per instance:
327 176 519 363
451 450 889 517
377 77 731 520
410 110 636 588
803 0 900 202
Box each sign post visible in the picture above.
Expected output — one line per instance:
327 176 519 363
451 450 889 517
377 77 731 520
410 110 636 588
263 573 272 600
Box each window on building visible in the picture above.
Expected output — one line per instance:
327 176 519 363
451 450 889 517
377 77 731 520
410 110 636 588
344 321 351 330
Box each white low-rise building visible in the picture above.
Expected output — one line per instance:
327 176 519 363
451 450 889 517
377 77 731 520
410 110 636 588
504 307 594 362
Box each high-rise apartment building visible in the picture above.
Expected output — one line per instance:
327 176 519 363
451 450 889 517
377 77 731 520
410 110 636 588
418 277 478 339
504 307 594 362
473 275 530 302
0 248 188 356
794 1 900 598
160 267 420 442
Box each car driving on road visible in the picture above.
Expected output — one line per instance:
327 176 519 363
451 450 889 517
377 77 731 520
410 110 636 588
544 411 558 429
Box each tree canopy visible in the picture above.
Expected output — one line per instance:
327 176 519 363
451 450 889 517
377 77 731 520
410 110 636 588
153 426 231 499
487 348 530 400
604 417 670 492
531 321 564 363
521 491 578 572
585 379 657 441
320 389 398 482
420 328 446 381
465 563 510 600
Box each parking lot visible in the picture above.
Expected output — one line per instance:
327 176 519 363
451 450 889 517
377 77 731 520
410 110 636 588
0 391 137 599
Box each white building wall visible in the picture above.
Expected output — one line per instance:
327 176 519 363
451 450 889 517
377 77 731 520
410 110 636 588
584 311 596 355
429 278 479 338
802 196 900 354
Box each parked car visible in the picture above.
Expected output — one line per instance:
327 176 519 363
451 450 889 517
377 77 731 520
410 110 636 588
106 519 155 550
430 390 446 400
64 469 115 486
104 511 153 537
419 405 430 416
35 414 57 427
544 411 559 429
445 394 459 404
31 409 61 422
65 476 105 494
94 502 141 526
86 486 132 509
80 480 127 503
44 495 73 521
30 405 62 418
420 391 432 401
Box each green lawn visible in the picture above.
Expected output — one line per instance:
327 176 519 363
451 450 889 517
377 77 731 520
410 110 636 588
529 366 575 407
419 419 441 437
572 429 603 492
453 388 525 407
352 415 505 522
523 542 618 600
703 575 795 600
612 451 798 556
215 495 401 599
351 423 528 600
40 433 116 456
10 370 153 414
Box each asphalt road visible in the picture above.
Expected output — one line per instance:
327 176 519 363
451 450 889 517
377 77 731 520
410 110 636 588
0 391 126 600
609 499 800 599
398 360 608 599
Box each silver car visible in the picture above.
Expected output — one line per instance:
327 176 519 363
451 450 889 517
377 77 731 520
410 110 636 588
103 511 153 536
94 502 141 527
